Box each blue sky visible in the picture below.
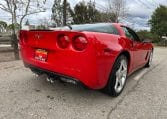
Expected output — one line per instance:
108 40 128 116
0 0 167 31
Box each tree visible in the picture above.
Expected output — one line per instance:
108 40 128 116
149 5 167 38
72 1 88 24
108 0 127 22
7 23 20 31
51 0 72 27
51 0 63 27
0 0 47 59
63 0 67 26
137 30 159 43
71 1 101 24
0 21 8 33
98 12 117 22
36 24 48 30
87 1 101 23
7 23 20 47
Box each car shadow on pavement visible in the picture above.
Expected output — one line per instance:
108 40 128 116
27 66 148 103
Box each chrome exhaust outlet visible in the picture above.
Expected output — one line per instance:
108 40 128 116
60 77 77 85
46 76 55 83
50 79 54 83
46 77 50 82
33 73 39 77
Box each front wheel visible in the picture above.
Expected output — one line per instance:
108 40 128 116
145 50 153 68
103 55 128 97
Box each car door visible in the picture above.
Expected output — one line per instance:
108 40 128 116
127 28 149 66
122 27 146 69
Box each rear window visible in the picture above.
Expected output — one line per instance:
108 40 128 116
62 23 119 35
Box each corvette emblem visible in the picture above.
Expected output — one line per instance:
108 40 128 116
35 34 42 39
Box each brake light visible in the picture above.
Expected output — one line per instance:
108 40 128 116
57 35 70 49
72 36 88 51
19 30 28 44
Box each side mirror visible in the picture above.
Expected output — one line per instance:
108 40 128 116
142 39 152 43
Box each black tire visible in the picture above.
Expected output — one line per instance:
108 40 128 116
103 55 128 97
145 50 153 68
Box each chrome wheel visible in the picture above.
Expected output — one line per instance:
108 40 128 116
114 59 128 93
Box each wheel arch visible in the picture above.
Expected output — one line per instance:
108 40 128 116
104 50 131 86
102 50 131 95
117 50 131 70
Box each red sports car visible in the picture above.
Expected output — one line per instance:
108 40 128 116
19 23 153 97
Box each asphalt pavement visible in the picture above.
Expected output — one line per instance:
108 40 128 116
0 47 167 119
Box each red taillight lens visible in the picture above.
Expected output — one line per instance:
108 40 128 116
57 35 70 49
72 36 88 51
19 30 28 44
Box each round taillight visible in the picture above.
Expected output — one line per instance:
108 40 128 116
72 36 88 51
57 35 70 49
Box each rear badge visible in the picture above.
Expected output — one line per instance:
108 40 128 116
35 34 42 40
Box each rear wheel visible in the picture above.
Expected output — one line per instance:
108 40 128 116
104 55 128 97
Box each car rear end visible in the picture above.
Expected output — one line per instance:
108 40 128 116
19 30 101 89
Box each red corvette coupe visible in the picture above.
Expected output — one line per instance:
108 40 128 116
20 23 153 97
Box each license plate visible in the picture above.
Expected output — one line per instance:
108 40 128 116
35 49 48 62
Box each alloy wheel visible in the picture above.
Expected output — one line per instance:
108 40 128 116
114 59 128 93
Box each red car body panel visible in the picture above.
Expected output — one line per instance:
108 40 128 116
20 23 153 89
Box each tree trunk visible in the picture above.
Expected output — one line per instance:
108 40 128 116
63 0 67 26
12 1 20 60
12 33 19 60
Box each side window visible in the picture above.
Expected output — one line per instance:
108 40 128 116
127 28 141 42
122 27 134 39
122 26 141 42
108 25 119 35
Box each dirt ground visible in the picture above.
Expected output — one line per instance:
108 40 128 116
0 47 167 119
0 51 15 62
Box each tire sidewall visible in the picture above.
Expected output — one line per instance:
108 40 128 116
106 55 128 97
145 50 153 68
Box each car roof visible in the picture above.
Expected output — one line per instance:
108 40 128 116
70 23 126 26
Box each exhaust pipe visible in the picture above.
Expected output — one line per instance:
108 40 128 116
50 79 54 83
46 77 50 82
33 73 39 77
60 77 77 85
33 72 77 85
46 76 55 83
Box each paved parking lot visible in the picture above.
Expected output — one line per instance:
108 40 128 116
0 47 167 119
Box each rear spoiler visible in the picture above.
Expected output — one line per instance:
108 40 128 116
29 29 54 31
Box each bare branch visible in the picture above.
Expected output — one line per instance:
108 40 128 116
107 0 127 22
0 3 7 9
0 0 47 29
0 2 11 13
19 0 30 29
5 0 12 11
0 6 10 12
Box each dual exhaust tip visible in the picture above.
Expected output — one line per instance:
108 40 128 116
33 73 77 85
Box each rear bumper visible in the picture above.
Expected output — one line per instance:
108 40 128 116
21 45 103 89
23 60 99 89
25 63 89 89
